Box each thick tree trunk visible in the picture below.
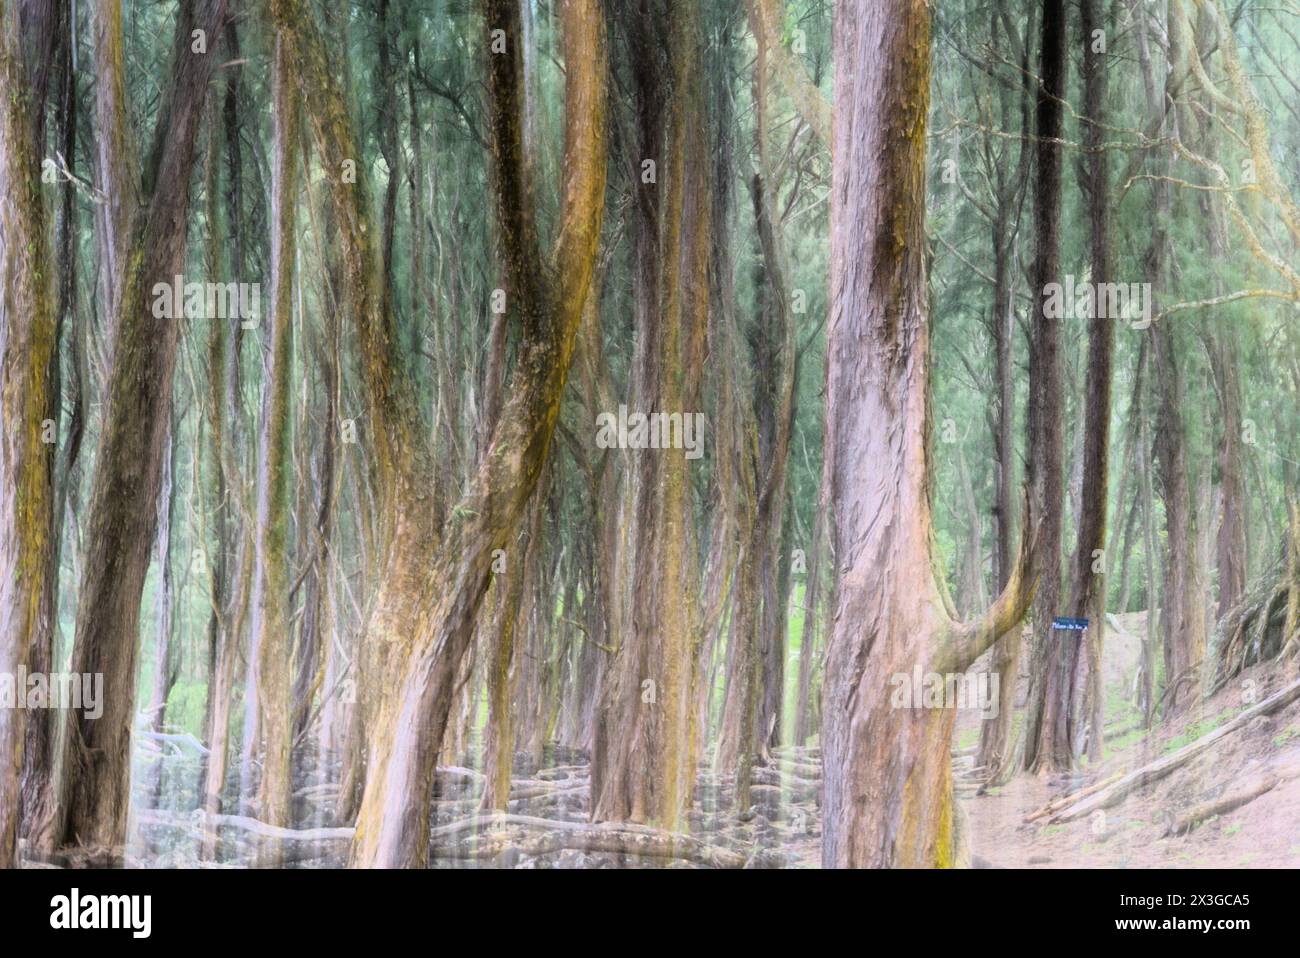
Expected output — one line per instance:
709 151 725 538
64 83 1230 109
1022 0 1070 776
1068 0 1115 764
21 0 77 842
822 0 1035 868
591 0 708 831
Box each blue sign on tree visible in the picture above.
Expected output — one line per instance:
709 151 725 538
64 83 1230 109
1051 616 1089 632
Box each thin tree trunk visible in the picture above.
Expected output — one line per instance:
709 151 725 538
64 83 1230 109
22 0 78 841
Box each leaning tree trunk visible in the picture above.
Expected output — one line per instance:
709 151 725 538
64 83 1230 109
50 0 229 865
821 0 1036 869
278 0 608 867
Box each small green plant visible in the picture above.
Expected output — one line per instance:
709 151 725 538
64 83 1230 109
1272 723 1300 748
1164 708 1237 754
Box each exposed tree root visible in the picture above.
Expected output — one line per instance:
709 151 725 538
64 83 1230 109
1211 535 1298 694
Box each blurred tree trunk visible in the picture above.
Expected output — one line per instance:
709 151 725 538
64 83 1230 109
278 0 607 866
1139 1 1208 715
22 0 78 841
144 421 180 807
975 0 1034 782
0 0 57 868
481 468 548 812
50 0 229 865
1021 0 1070 776
591 0 708 830
245 23 300 837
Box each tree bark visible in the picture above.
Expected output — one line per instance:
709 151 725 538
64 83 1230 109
1021 0 1070 776
821 0 1036 868
245 23 300 837
0 0 57 868
1067 0 1115 764
591 0 708 831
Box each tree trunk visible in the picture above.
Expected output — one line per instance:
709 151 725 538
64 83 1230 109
278 0 608 866
1022 0 1070 776
822 0 1035 868
591 0 708 831
1141 3 1207 716
245 25 300 837
50 0 230 864
1068 0 1115 765
0 0 57 867
21 0 77 842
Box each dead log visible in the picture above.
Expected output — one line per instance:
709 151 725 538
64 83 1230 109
1162 775 1278 837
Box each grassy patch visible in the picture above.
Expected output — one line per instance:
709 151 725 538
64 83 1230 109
1163 708 1238 754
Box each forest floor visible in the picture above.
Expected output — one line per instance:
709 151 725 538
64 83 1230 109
84 613 1300 869
959 613 1300 868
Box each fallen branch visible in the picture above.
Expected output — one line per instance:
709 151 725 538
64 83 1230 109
1024 773 1124 823
1044 676 1300 824
429 813 748 867
139 730 211 755
1162 775 1278 837
137 808 354 843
